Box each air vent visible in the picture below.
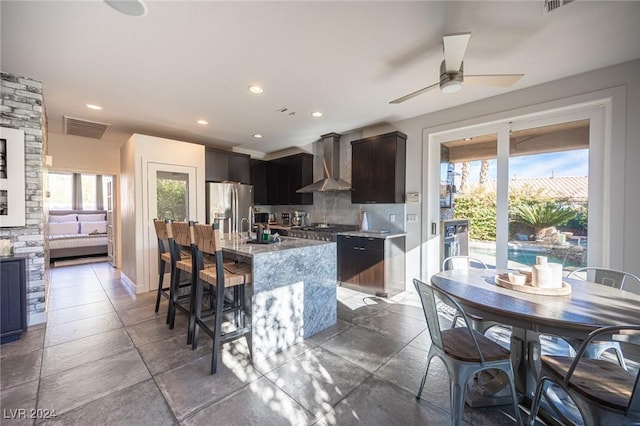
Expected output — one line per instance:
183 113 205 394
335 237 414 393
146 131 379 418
63 116 111 139
543 0 575 13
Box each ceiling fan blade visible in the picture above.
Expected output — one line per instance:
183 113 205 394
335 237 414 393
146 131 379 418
443 32 471 73
465 74 524 87
389 82 440 104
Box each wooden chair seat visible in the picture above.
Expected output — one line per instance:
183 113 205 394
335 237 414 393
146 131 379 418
199 266 248 288
541 355 634 411
443 327 511 362
528 326 640 426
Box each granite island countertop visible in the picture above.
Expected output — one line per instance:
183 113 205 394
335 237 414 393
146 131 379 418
220 235 333 257
218 233 337 358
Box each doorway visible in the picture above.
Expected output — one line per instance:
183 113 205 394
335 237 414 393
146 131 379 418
144 162 197 293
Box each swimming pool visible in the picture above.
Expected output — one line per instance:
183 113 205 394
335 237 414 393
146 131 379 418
471 245 585 268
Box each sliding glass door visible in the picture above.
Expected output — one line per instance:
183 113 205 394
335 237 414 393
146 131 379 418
430 106 601 275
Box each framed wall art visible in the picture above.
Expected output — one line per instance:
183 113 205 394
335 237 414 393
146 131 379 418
0 127 26 227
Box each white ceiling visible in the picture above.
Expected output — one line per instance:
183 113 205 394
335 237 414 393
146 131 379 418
2 1 640 154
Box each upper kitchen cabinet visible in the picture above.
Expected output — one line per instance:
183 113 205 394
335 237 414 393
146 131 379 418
272 153 314 205
205 148 251 184
250 159 278 205
351 131 407 203
250 153 313 205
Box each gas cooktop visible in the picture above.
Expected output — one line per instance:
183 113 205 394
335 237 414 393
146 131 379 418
299 225 359 232
288 224 359 241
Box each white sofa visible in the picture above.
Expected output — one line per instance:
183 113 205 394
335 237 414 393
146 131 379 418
48 210 108 260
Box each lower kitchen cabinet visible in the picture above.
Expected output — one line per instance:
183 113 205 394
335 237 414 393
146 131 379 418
337 235 405 297
0 255 28 344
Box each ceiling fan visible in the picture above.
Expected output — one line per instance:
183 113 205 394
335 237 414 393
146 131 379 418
389 32 524 104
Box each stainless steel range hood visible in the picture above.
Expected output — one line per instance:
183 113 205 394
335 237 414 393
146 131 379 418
296 132 352 193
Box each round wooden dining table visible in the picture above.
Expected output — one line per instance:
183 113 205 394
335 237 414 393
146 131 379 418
431 268 640 399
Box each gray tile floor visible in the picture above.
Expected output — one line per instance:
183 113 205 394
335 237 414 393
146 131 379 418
0 262 525 425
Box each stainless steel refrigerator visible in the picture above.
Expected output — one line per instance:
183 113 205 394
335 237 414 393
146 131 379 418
205 182 253 234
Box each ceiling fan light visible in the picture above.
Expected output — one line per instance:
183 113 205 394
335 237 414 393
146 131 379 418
441 79 462 94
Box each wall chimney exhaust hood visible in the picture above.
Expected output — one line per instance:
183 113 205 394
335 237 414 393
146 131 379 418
296 132 351 193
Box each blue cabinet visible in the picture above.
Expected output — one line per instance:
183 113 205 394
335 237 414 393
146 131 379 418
0 255 27 344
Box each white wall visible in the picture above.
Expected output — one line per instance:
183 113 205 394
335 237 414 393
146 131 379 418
47 133 121 174
119 134 205 293
381 59 640 286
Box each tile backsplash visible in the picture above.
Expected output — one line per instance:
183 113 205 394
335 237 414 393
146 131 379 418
265 193 405 233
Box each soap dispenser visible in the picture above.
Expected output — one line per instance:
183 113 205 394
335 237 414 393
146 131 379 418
360 211 369 231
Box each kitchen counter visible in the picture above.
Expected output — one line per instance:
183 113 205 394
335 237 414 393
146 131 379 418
338 230 406 239
220 234 337 359
221 235 330 256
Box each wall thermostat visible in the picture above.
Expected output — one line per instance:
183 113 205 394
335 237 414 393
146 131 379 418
406 192 420 203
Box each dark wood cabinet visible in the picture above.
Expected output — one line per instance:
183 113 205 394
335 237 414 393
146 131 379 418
1 255 27 344
250 153 313 205
351 131 407 204
250 160 268 205
338 235 405 297
205 148 250 184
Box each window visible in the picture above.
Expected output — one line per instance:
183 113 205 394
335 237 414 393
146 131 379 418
48 173 73 210
48 172 111 210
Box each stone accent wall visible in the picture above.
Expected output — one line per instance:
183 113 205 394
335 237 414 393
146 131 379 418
1 71 47 325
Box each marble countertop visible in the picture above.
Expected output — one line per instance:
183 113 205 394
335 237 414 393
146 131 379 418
221 235 334 257
337 231 406 239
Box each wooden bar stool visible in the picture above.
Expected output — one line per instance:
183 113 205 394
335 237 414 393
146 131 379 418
191 223 252 374
166 221 195 330
153 219 172 322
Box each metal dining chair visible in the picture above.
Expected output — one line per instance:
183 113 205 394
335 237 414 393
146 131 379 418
442 255 488 272
565 267 640 369
441 256 502 335
413 278 522 426
567 266 640 291
528 325 640 426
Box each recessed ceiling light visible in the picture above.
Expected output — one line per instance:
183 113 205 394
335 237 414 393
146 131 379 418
104 0 148 17
86 104 102 110
253 134 263 139
311 111 323 118
197 119 208 125
248 85 264 94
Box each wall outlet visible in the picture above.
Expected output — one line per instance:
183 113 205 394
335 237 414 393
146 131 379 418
389 214 396 222
407 214 418 223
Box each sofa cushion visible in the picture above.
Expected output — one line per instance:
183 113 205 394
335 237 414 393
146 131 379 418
78 213 105 222
80 221 107 234
49 222 79 235
49 214 77 223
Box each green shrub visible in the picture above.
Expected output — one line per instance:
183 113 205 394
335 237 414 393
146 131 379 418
452 185 583 241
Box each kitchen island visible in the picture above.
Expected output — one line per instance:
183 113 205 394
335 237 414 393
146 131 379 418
220 235 337 359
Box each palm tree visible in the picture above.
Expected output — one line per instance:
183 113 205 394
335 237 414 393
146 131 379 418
460 162 469 193
479 160 489 186
511 202 577 239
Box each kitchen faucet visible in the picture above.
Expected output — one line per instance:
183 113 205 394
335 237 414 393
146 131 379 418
240 217 250 238
247 205 255 238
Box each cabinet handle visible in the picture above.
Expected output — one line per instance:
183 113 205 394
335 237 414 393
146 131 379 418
359 247 365 251
353 246 359 250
